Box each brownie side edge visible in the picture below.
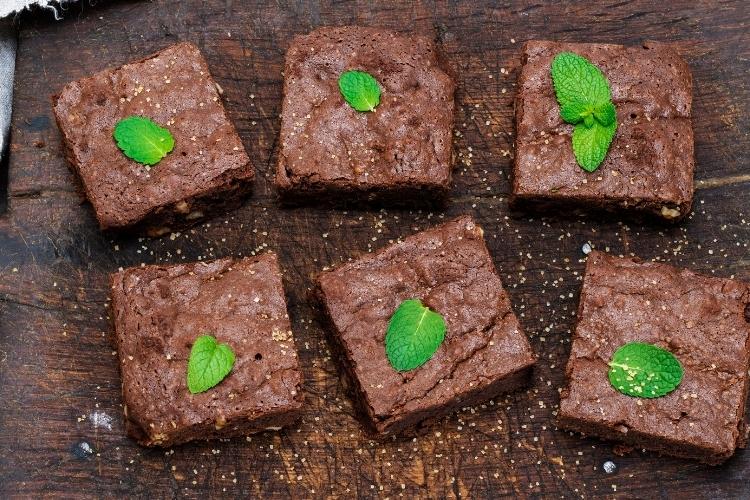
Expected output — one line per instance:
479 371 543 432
277 182 450 208
508 193 692 224
733 298 750 451
312 281 383 435
381 363 533 437
125 170 254 237
557 412 731 465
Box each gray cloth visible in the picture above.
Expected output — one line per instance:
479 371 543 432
0 19 15 159
1 1 71 18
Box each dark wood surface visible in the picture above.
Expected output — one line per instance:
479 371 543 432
1 0 749 498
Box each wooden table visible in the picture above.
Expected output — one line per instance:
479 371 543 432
1 1 748 497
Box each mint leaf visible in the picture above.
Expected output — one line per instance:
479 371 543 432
113 116 175 166
551 52 618 172
551 52 611 108
572 120 617 172
338 70 381 112
187 334 235 394
594 102 617 127
560 101 595 125
608 342 683 398
385 299 446 372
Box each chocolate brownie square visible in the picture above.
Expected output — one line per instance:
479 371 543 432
111 253 303 447
53 42 254 236
513 41 694 221
275 26 455 205
316 216 535 435
559 251 750 464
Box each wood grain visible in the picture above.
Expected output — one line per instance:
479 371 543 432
1 1 749 498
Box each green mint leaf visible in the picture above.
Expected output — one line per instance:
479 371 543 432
187 334 235 394
594 102 617 127
551 52 618 172
608 342 683 398
385 299 446 372
560 101 595 125
551 52 611 108
572 119 617 172
113 116 175 166
338 70 381 112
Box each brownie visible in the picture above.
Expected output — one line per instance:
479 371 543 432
559 251 750 464
275 26 455 205
111 253 303 447
512 41 694 221
52 42 254 236
316 216 535 435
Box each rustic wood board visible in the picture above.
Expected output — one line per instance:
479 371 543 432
1 0 749 497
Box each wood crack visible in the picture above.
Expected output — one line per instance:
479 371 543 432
696 173 750 190
0 294 58 312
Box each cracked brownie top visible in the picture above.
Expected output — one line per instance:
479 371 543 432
316 216 535 433
275 26 455 196
111 253 302 447
513 41 694 220
560 251 750 462
52 42 253 231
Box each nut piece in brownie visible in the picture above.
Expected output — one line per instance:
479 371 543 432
316 216 535 435
559 251 750 464
513 41 694 221
275 26 455 205
111 253 303 447
53 42 254 236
